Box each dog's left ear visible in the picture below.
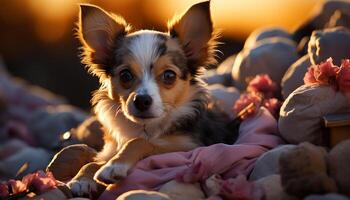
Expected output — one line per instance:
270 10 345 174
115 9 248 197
78 4 130 78
168 1 217 70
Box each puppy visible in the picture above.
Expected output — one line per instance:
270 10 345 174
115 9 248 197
67 1 238 197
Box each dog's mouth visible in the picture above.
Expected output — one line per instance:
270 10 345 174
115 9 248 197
133 113 158 119
127 113 164 125
124 99 165 124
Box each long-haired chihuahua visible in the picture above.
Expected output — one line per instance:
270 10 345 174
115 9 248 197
67 1 237 197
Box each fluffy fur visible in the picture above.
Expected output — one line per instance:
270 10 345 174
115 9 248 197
68 1 238 197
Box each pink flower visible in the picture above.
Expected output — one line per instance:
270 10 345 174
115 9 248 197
263 98 281 119
22 171 57 194
314 58 339 85
337 59 350 93
0 171 57 198
303 66 317 85
247 74 276 98
0 182 9 198
304 58 340 86
8 179 27 194
233 93 261 120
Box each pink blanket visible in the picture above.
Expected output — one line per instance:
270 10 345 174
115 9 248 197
98 107 283 199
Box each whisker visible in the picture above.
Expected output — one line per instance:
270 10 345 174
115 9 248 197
106 104 117 113
115 105 122 117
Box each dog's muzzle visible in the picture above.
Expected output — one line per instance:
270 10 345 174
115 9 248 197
133 94 153 112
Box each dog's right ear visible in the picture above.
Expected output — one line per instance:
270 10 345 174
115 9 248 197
78 4 129 78
168 1 217 73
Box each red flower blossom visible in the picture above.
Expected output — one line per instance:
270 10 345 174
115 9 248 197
233 93 261 119
263 98 281 119
0 170 58 199
303 66 317 85
304 58 350 93
8 180 27 194
0 182 9 198
314 58 339 85
337 59 350 93
247 74 276 98
22 171 57 193
304 58 340 87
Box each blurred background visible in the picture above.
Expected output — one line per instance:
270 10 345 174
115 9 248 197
0 0 323 109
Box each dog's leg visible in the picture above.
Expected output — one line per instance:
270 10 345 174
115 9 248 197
94 138 154 185
67 161 106 198
94 135 199 185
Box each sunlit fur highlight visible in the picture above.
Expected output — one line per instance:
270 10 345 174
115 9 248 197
66 3 243 196
78 1 218 163
167 4 221 70
77 4 131 81
126 31 166 69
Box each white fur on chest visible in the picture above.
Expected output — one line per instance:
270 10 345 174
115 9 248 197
94 96 173 161
94 94 172 148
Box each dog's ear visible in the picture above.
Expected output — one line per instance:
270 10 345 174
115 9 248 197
78 4 129 78
168 1 217 71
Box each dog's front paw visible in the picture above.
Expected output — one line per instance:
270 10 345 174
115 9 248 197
67 177 98 198
94 162 130 185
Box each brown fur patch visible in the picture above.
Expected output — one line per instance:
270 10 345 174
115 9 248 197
167 1 218 67
109 58 145 102
151 54 192 109
159 78 191 110
153 56 183 82
78 4 131 80
108 134 199 167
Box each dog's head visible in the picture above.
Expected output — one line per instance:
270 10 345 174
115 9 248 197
78 1 218 125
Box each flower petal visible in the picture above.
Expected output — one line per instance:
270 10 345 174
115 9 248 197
337 59 350 93
247 74 276 98
8 179 27 194
0 182 9 198
263 98 281 119
233 93 261 119
303 66 317 85
22 171 58 194
315 58 339 84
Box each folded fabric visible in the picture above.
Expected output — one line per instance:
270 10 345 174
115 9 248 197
328 140 350 196
28 105 87 149
0 145 53 179
279 84 348 145
208 84 240 119
249 144 295 181
293 0 350 42
244 27 291 49
281 55 311 99
232 38 299 92
279 59 350 145
98 107 283 199
308 27 350 66
0 63 65 123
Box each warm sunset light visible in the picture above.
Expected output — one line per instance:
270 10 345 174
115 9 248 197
26 0 82 42
1 0 350 199
14 0 323 42
142 0 323 39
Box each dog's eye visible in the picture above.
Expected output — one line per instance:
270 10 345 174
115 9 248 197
161 70 176 85
119 69 134 88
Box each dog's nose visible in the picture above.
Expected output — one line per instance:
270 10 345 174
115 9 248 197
133 94 153 112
